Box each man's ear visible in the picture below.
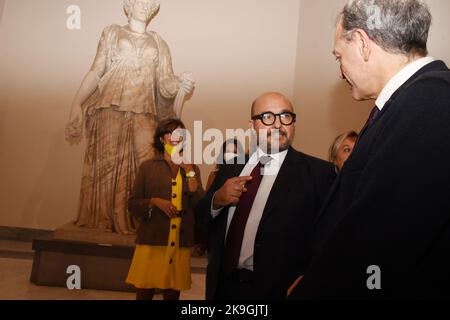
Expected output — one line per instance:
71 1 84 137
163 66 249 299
355 29 371 61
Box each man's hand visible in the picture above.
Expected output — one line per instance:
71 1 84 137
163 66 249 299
213 176 253 209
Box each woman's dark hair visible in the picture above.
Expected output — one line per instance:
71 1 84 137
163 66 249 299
153 118 186 153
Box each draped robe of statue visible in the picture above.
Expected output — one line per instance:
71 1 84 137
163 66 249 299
75 24 178 234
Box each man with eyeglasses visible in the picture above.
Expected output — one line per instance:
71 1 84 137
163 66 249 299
197 92 336 300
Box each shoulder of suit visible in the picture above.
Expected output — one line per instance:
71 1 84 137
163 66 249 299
290 148 334 170
407 60 450 89
389 63 450 112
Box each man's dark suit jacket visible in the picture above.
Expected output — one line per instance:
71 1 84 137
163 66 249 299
292 60 450 299
197 147 335 300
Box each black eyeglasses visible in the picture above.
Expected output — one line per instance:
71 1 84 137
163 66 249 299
251 112 297 126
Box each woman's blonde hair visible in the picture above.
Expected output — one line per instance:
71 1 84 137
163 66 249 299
328 130 358 163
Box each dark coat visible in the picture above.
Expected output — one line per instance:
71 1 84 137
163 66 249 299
128 155 204 247
292 60 450 299
197 147 336 299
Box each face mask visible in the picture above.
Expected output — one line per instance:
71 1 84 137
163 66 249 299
223 152 238 162
164 142 182 156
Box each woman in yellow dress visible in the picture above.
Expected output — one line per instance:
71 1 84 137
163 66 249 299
126 118 204 300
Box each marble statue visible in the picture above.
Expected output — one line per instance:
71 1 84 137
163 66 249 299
65 0 194 235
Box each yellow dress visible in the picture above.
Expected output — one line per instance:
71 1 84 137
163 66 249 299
126 170 191 290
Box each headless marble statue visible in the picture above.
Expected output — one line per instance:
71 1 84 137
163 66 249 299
65 0 194 234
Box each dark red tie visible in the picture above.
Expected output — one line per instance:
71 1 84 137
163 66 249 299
367 105 381 127
357 105 381 143
222 159 267 274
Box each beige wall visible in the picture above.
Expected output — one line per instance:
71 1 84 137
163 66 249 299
0 0 449 230
293 0 372 158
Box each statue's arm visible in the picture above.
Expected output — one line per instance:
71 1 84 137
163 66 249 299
65 71 100 143
69 71 99 116
156 36 180 99
70 26 111 114
65 27 111 142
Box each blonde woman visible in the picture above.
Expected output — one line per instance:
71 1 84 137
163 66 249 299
328 131 358 172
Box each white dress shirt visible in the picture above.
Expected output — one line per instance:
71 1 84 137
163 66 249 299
375 56 435 110
211 147 288 270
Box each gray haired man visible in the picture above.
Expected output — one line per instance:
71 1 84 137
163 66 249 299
291 0 450 299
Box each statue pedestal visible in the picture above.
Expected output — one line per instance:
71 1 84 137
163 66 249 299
30 222 136 293
53 222 136 247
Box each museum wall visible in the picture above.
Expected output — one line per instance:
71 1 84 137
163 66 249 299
0 0 300 229
0 0 449 230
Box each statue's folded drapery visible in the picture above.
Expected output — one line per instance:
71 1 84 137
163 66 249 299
75 24 179 234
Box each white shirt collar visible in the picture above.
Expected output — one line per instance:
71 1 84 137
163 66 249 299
246 147 288 176
255 147 288 165
247 147 288 167
375 56 435 110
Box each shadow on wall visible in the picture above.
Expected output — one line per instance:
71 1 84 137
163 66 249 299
0 94 8 140
0 0 8 137
327 79 373 135
0 0 5 24
20 127 82 229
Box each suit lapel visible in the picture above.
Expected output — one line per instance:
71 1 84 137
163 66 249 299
314 171 341 225
221 159 249 221
230 163 246 178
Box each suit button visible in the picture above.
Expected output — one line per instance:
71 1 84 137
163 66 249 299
169 259 173 264
172 194 177 199
172 181 177 186
171 224 177 229
171 242 175 247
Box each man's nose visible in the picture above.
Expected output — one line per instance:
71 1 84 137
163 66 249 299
273 115 282 129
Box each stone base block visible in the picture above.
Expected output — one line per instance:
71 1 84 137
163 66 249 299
30 238 136 293
53 222 136 247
